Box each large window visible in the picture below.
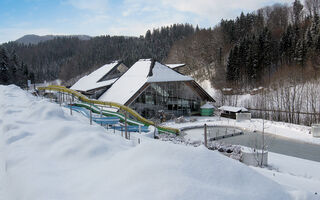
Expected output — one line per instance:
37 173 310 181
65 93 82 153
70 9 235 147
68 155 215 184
130 82 202 118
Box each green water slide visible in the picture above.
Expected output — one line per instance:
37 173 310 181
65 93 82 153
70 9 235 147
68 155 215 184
37 85 179 134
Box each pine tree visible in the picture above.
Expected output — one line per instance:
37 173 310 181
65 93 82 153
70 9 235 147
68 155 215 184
293 0 304 25
226 49 235 82
0 46 9 84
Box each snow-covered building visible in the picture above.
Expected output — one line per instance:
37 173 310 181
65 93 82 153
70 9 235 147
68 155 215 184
71 59 214 118
218 106 249 119
98 59 215 118
70 61 128 99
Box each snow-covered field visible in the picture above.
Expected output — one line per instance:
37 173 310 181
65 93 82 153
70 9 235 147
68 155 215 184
1 85 319 200
162 117 320 199
254 152 320 200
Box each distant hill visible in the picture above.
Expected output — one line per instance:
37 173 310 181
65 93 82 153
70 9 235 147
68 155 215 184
3 24 195 83
15 34 91 45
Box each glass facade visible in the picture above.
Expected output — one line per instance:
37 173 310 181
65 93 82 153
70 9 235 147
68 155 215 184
130 82 202 119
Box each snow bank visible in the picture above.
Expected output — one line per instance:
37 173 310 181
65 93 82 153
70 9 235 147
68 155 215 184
253 152 320 199
1 85 291 200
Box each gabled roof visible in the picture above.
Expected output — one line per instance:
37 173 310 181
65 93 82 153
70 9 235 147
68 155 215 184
70 61 121 92
98 59 193 105
166 63 186 69
218 106 248 113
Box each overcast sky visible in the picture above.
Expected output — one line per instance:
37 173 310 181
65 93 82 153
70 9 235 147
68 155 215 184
0 0 295 44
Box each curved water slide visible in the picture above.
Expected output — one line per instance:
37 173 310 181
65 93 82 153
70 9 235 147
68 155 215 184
37 85 179 134
67 105 149 132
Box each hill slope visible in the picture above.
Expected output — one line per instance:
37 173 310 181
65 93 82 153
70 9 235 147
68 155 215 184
15 34 91 45
0 85 291 200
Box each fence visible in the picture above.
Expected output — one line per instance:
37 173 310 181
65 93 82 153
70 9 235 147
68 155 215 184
248 108 320 126
312 124 320 137
236 113 251 122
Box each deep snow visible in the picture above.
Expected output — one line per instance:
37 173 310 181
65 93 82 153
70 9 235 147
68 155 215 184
162 117 320 199
0 85 291 200
253 152 320 200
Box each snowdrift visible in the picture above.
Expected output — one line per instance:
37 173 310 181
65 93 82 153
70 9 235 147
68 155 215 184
0 85 291 200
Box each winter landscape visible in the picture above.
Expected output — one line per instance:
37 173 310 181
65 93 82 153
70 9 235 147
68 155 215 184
1 0 320 200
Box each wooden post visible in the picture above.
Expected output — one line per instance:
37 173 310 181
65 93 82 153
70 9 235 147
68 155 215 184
59 92 61 106
204 124 207 148
70 98 72 116
90 106 92 125
125 111 128 139
100 106 103 126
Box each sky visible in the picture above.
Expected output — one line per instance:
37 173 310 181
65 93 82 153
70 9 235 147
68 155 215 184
0 0 296 44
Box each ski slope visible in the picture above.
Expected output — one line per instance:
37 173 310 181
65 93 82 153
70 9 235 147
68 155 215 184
0 85 291 200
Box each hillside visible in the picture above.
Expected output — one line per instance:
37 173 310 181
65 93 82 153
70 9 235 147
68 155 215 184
166 0 320 89
15 34 91 45
1 1 320 90
0 85 291 200
0 24 195 86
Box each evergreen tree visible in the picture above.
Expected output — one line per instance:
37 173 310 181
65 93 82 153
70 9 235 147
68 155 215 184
0 46 9 84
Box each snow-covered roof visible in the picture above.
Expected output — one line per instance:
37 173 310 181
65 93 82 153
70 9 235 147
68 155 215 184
200 102 215 109
218 106 248 113
147 62 192 83
98 59 193 105
70 61 120 92
166 63 185 69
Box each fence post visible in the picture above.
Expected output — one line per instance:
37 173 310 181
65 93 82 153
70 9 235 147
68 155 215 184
121 126 123 137
59 92 61 106
90 105 92 125
139 125 141 134
70 97 72 116
100 106 103 126
125 111 128 139
204 124 207 148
